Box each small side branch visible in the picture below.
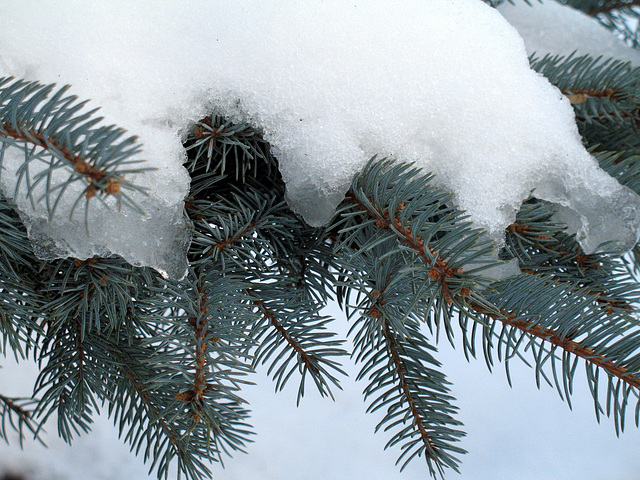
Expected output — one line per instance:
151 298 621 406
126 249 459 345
0 393 43 446
214 222 256 253
349 187 640 393
0 394 29 417
506 219 634 313
0 77 148 217
382 318 438 460
176 279 214 407
346 191 462 304
249 292 321 377
193 122 259 145
120 365 189 459
2 122 121 198
472 303 640 390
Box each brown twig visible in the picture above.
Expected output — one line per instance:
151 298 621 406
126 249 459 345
213 222 256 253
249 291 320 376
0 394 30 418
381 316 438 460
349 189 640 391
192 116 263 147
176 279 219 421
471 303 640 390
346 191 462 305
193 279 211 400
506 220 633 313
1 122 121 198
120 365 188 459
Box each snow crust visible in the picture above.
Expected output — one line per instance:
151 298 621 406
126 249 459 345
1 0 639 277
498 0 640 65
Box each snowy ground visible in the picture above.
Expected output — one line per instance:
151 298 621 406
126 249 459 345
1 303 640 480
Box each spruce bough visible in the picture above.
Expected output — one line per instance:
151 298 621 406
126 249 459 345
3 1 640 478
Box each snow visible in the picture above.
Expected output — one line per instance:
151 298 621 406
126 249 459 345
2 303 640 480
0 146 191 279
1 0 639 278
498 0 640 65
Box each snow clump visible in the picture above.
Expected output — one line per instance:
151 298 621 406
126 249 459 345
0 0 639 277
498 0 640 65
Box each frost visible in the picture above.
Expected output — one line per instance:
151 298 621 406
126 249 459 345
1 0 639 278
498 0 640 65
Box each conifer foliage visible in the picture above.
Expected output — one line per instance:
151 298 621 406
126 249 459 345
2 1 640 478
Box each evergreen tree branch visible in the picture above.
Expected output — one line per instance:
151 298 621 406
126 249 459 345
1 122 121 197
380 314 439 461
141 269 255 463
250 293 323 375
175 276 216 408
584 0 640 15
185 112 271 182
107 270 255 480
0 77 150 219
345 190 467 306
0 194 44 357
33 313 106 442
531 53 640 197
190 190 295 272
0 393 44 447
470 302 640 390
3 64 640 479
184 114 346 407
338 236 466 477
0 195 33 267
112 348 212 480
593 149 640 196
213 222 257 254
248 288 346 404
471 274 640 432
339 158 640 435
377 194 640 423
503 200 639 315
530 54 640 127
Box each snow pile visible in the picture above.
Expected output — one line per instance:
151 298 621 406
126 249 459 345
498 0 640 65
1 0 639 277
